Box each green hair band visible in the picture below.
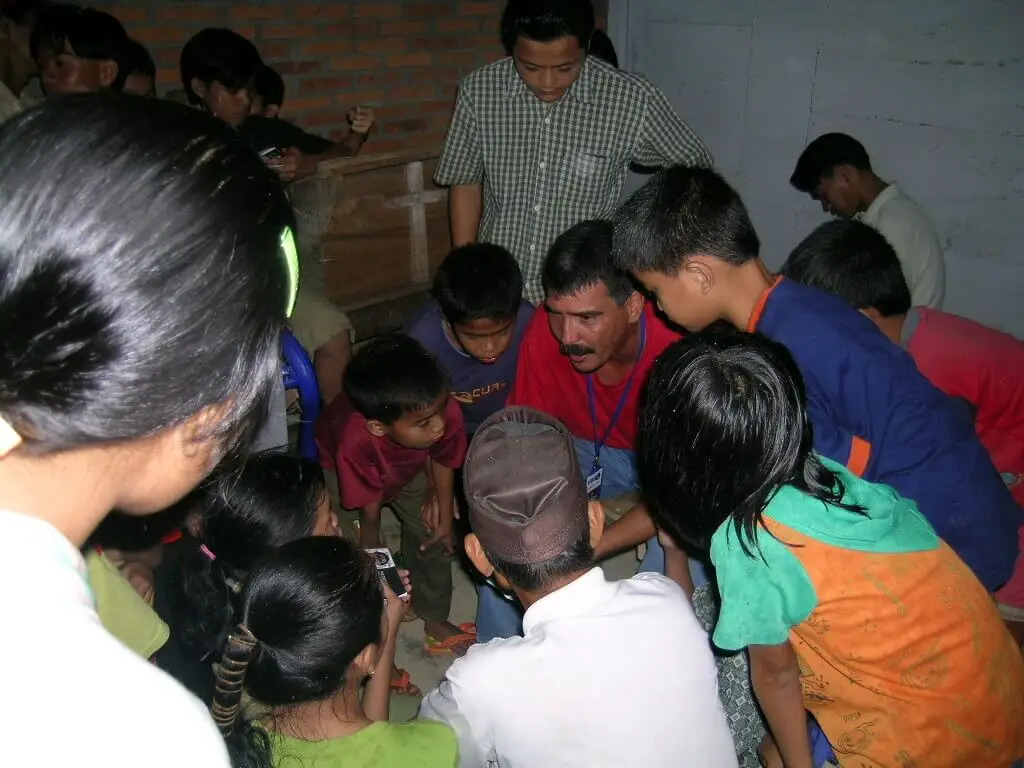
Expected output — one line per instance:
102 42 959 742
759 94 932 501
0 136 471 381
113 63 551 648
280 227 299 318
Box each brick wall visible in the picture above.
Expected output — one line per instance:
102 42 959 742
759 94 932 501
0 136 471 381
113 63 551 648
95 0 608 153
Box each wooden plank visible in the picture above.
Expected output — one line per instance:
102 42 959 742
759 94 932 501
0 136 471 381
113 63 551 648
317 145 442 178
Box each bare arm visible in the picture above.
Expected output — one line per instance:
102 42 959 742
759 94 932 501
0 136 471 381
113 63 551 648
657 530 695 598
359 500 383 549
313 331 352 407
449 184 482 247
362 584 406 721
593 502 657 561
749 642 813 768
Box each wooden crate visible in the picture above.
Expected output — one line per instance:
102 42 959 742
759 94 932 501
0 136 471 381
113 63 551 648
289 147 451 319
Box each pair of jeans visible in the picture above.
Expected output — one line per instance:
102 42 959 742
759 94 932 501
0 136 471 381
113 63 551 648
474 440 708 643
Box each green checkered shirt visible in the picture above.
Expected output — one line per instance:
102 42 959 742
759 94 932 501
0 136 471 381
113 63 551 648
435 56 713 304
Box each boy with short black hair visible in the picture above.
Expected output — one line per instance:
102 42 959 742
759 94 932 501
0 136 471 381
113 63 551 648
782 218 1024 642
790 132 945 308
612 165 1021 595
122 37 155 97
251 63 283 118
180 28 374 184
31 4 130 95
315 334 476 656
406 243 534 435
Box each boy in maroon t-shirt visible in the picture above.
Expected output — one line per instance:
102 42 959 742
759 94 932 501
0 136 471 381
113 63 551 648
315 334 475 656
782 218 1024 643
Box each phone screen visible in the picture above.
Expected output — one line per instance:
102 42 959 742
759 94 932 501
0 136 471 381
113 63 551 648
365 548 410 601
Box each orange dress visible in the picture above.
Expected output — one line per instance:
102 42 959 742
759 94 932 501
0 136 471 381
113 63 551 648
711 460 1024 767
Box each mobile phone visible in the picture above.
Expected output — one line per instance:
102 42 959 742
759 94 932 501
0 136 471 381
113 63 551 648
365 548 410 601
258 146 283 162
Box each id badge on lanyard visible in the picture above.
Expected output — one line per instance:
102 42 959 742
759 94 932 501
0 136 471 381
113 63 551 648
585 315 646 502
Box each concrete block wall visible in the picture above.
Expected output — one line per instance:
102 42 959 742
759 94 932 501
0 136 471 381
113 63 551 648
96 0 608 152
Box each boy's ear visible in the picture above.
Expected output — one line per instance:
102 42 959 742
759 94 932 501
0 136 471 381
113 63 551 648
683 258 715 295
859 307 884 324
98 59 118 88
265 104 280 118
587 500 606 549
464 533 494 579
364 419 387 438
190 77 207 100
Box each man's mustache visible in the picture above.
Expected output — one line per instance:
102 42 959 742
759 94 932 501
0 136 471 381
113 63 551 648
560 344 595 356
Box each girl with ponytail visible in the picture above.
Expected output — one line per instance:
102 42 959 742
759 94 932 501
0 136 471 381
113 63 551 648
213 536 457 768
0 95 294 766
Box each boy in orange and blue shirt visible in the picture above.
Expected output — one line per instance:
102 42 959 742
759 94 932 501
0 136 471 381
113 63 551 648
611 166 1021 594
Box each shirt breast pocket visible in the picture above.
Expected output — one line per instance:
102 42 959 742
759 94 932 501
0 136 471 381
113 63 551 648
560 146 616 214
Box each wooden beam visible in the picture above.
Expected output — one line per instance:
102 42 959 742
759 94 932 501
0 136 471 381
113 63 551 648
317 145 443 178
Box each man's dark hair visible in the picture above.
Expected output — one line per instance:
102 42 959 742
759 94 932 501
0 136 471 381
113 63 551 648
782 220 911 317
543 219 636 305
588 28 617 67
342 334 448 425
123 37 155 79
432 243 522 325
253 64 284 108
790 133 873 194
500 0 595 55
485 525 593 592
612 166 761 275
180 28 262 105
31 4 131 90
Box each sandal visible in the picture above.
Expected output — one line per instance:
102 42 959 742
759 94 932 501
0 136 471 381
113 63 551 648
390 667 421 697
423 622 477 657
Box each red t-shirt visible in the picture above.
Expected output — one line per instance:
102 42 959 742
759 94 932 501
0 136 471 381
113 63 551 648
314 395 467 510
507 302 682 451
905 307 1024 505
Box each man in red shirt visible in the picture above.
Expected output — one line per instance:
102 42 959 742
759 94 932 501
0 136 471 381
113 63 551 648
476 220 705 640
782 219 1024 642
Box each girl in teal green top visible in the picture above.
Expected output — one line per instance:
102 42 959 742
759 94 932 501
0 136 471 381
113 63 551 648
211 537 458 768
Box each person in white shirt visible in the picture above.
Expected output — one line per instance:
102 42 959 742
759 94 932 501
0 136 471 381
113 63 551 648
790 132 946 308
0 96 296 766
418 406 738 768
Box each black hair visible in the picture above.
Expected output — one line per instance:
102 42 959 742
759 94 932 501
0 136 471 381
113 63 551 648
180 27 262 105
0 95 290 455
790 132 873 194
612 166 761 275
588 28 617 67
171 452 326 666
30 4 131 91
342 334 448 425
212 536 383 768
637 330 862 557
432 243 523 325
782 220 911 317
123 37 155 79
500 0 595 55
253 64 284 108
485 524 593 593
542 219 636 305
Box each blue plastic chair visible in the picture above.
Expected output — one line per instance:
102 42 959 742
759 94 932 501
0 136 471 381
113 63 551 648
281 329 321 461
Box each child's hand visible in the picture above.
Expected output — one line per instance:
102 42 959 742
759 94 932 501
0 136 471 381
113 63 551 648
657 527 682 551
122 562 155 605
269 147 315 183
398 567 413 597
420 519 456 555
347 106 374 135
383 581 409 630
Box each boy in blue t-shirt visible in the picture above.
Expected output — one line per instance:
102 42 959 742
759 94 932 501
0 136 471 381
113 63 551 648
611 166 1020 592
406 244 533 435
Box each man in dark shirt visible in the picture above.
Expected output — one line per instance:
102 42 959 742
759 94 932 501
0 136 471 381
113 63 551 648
180 28 373 184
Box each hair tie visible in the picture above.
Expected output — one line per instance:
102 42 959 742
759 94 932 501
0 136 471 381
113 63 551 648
199 544 216 561
280 227 299 318
211 624 258 734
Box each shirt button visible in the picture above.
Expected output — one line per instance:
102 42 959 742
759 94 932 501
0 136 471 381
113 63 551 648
544 117 551 124
534 204 541 212
529 244 536 252
539 161 546 169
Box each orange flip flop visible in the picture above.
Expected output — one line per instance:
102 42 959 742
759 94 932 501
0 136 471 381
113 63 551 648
389 667 421 696
424 622 477 657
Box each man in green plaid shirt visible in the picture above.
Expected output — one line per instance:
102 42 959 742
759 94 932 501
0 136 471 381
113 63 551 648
435 0 713 305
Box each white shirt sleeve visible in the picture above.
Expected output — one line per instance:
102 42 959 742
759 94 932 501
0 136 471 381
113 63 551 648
419 675 494 768
872 205 946 309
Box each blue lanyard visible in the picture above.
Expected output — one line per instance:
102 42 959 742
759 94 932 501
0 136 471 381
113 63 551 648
586 313 647 462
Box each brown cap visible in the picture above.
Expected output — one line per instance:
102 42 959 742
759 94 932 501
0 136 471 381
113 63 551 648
464 407 588 565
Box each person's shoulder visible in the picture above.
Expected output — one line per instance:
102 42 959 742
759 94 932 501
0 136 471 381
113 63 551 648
588 60 663 101
460 58 515 94
873 185 937 229
519 303 553 347
391 718 459 748
318 397 370 448
405 300 444 345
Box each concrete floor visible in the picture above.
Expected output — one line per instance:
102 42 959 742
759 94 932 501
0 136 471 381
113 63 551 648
381 506 640 721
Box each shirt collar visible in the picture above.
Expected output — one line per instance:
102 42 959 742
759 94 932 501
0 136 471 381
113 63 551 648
857 183 900 222
504 55 594 105
522 567 614 633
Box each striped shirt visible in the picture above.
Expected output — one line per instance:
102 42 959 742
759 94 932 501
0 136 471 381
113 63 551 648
435 56 712 304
